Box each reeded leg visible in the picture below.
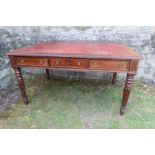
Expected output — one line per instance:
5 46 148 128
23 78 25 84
112 72 117 84
120 73 135 115
45 69 50 80
14 67 28 104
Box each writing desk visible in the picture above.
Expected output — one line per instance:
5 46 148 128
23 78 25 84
7 42 141 115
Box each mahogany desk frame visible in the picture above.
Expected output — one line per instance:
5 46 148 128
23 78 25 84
7 42 141 115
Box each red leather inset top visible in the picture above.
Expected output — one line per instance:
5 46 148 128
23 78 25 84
7 42 141 59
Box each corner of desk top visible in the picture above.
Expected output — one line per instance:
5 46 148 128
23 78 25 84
6 51 12 56
138 55 143 60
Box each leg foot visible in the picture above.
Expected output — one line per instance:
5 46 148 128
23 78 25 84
120 107 126 115
112 72 117 84
23 96 29 104
45 69 50 80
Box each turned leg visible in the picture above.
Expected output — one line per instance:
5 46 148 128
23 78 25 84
14 67 28 104
112 72 117 84
45 69 50 79
120 73 135 115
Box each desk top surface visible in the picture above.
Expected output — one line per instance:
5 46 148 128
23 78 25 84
7 42 141 60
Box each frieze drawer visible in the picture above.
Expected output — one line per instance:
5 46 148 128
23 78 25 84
15 57 49 67
69 58 88 69
89 60 130 71
50 58 68 68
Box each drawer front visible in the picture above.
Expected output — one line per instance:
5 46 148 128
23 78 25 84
69 58 88 69
50 58 68 68
89 60 130 71
15 57 48 67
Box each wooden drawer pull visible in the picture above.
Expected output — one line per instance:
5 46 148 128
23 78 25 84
20 59 24 63
40 60 43 64
77 61 81 65
94 62 97 67
117 63 124 68
56 60 60 65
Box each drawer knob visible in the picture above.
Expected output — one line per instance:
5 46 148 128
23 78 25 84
20 59 24 63
40 60 43 64
77 61 81 65
56 60 60 65
118 63 123 68
94 62 97 67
